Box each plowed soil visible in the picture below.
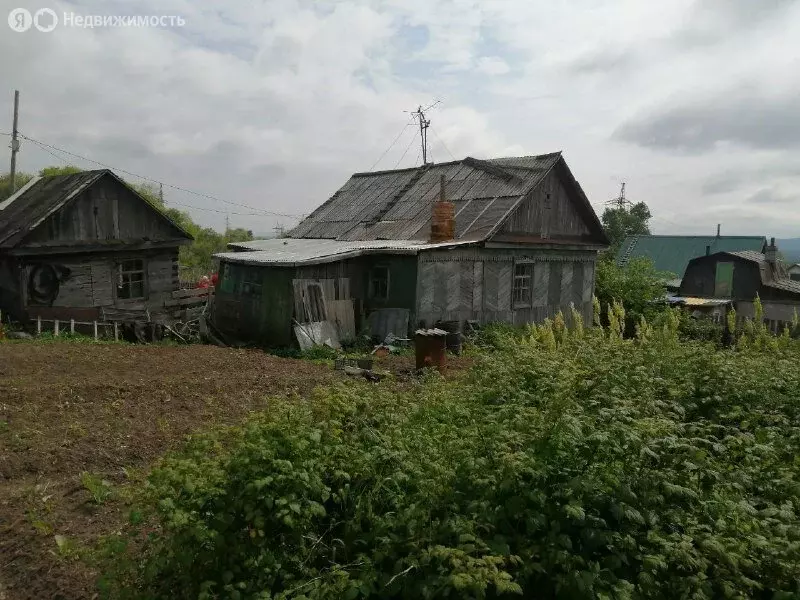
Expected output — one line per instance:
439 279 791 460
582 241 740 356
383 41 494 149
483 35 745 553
0 342 340 600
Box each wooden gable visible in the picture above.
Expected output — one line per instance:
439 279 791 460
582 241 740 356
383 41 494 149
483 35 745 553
491 158 606 245
19 173 191 248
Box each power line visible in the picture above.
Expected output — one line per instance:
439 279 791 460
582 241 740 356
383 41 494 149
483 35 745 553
23 136 276 218
393 129 418 169
430 125 456 162
17 133 302 218
368 120 414 171
29 137 73 166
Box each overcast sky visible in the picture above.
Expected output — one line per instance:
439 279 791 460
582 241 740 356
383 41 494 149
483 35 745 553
2 0 799 236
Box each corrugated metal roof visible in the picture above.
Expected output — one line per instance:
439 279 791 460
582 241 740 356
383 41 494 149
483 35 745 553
218 237 477 267
617 235 766 279
668 296 732 306
289 153 564 242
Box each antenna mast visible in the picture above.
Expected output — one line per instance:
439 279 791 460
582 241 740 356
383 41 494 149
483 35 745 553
411 105 431 165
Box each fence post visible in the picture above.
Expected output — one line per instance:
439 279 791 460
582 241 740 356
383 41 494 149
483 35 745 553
93 321 98 340
37 315 42 335
54 319 60 337
70 318 75 335
114 322 119 341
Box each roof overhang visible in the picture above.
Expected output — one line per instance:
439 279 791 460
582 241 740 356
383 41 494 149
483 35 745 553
216 238 479 267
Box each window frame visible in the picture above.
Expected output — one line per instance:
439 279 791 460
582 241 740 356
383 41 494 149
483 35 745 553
368 265 390 301
512 262 533 308
115 258 147 301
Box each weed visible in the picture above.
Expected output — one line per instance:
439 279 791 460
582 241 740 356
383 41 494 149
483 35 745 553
80 472 114 505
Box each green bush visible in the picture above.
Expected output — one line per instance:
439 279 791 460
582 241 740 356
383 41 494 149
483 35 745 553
103 316 800 599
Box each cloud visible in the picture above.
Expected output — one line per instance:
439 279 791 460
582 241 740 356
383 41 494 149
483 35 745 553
1 0 800 239
747 188 796 205
475 56 509 75
615 91 800 153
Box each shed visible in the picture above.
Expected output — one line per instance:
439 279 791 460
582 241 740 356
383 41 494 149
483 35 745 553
214 153 609 346
0 169 193 325
680 239 800 330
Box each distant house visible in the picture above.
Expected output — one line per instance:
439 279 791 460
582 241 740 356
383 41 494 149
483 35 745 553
617 234 767 291
680 239 800 330
0 170 193 326
787 263 800 281
213 153 609 346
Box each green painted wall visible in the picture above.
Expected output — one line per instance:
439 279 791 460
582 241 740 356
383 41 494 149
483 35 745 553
360 255 418 314
215 262 294 346
215 254 419 347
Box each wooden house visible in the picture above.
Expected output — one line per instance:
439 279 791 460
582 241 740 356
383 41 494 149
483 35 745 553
680 239 800 330
0 169 193 326
212 153 609 346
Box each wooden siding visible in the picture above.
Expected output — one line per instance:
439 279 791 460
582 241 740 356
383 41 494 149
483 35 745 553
416 247 596 326
22 177 183 246
19 249 179 322
498 169 591 239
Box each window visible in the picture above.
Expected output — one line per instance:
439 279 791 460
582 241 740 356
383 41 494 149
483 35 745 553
369 266 390 300
714 261 734 297
116 259 146 300
513 263 532 307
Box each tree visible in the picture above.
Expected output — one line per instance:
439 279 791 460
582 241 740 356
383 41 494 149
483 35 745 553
0 165 83 201
601 201 652 255
594 256 670 333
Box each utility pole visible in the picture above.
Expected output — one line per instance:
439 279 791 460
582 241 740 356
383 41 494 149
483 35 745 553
273 223 284 238
9 90 20 193
159 183 164 204
224 213 230 233
412 105 431 165
606 181 632 210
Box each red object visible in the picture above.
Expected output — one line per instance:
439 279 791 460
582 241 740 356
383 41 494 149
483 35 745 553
210 272 218 287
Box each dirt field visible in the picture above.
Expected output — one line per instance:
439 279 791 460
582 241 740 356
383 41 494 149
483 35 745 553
0 341 344 600
0 341 472 600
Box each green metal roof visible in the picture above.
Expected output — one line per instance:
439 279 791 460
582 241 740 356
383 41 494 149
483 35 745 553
617 235 766 279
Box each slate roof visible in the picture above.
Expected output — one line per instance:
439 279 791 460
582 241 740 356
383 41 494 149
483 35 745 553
617 235 766 279
0 169 192 248
724 250 800 295
289 153 606 244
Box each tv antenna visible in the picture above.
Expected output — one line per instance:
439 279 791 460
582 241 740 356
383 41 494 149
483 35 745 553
408 100 440 165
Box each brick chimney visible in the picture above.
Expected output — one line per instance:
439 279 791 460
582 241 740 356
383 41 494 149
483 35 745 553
765 237 778 265
430 174 455 243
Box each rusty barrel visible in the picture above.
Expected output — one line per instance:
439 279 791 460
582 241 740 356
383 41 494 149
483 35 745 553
414 328 447 372
436 320 463 355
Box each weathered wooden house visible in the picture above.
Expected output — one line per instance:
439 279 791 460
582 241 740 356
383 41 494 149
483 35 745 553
213 153 609 346
0 169 193 325
680 239 800 329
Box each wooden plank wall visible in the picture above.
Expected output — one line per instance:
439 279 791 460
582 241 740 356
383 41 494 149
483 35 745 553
416 247 597 327
21 250 179 320
24 177 183 245
499 169 591 239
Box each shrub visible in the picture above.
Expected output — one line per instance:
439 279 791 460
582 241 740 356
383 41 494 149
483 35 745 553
103 318 800 599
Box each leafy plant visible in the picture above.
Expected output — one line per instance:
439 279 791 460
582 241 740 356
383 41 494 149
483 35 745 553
101 310 800 599
81 472 114 505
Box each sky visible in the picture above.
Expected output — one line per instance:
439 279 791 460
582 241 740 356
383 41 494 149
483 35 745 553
1 0 799 237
